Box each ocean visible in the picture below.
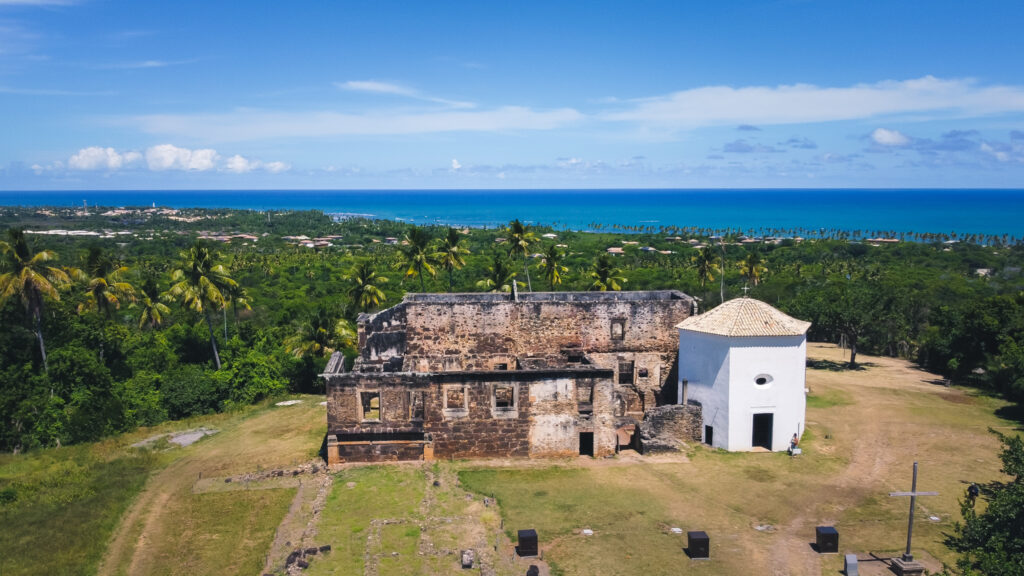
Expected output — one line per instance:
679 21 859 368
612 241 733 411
1 189 1023 238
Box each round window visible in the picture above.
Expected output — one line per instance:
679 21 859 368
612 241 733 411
754 374 773 387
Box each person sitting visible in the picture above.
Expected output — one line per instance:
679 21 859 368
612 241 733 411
788 433 801 455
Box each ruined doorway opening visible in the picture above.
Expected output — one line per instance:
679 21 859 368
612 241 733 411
579 432 594 457
752 413 774 450
704 425 713 446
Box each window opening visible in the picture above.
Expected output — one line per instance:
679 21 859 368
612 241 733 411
446 387 466 410
361 391 380 421
618 361 635 385
611 319 626 340
494 384 515 410
409 390 424 420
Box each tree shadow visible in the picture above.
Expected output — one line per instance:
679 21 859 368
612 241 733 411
994 403 1024 429
807 359 872 372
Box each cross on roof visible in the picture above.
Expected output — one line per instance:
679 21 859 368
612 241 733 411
888 461 939 564
741 284 751 297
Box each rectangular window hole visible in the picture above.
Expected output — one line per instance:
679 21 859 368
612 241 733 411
361 391 380 421
409 391 424 420
494 384 515 410
446 387 466 410
618 361 635 385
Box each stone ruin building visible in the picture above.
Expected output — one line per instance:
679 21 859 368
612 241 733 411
322 290 703 464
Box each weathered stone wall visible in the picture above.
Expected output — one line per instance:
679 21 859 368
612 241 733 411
326 373 429 434
423 380 532 458
638 404 703 454
356 304 408 371
329 291 696 463
329 438 428 463
326 369 619 461
400 292 693 371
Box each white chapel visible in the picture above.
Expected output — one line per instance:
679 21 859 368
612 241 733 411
676 297 811 452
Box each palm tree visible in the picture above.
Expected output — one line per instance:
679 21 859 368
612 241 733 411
136 277 170 330
76 246 136 319
691 246 720 299
284 308 357 358
507 219 538 291
737 250 768 287
0 228 72 372
589 254 627 291
162 242 236 370
537 244 568 291
718 240 728 302
399 226 436 291
346 261 388 312
476 255 520 293
221 282 252 337
436 227 470 292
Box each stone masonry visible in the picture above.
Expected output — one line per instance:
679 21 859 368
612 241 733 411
323 290 702 464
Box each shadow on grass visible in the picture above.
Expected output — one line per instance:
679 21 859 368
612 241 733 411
994 403 1024 428
807 359 873 372
317 434 328 463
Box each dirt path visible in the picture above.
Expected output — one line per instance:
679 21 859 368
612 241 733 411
767 343 971 575
98 399 326 576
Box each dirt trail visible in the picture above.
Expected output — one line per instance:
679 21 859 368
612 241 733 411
98 400 326 576
769 344 959 575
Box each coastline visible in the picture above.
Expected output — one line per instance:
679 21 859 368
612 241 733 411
2 188 1023 239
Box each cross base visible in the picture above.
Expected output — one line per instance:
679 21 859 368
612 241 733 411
890 557 926 576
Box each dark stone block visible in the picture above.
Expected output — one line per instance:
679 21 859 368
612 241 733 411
319 544 332 553
305 547 318 555
296 559 309 569
526 566 540 576
815 526 838 554
687 531 709 559
517 529 538 557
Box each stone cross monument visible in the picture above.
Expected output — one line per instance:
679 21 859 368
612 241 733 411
888 461 938 576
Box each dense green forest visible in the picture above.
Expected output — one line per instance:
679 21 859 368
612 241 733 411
1 205 1023 453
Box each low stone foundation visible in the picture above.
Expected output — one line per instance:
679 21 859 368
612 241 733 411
638 404 702 453
327 435 429 464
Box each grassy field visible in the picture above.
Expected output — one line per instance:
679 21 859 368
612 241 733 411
0 395 326 576
456 344 1019 575
1 345 1019 576
0 445 158 576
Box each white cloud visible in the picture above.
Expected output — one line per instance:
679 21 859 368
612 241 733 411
604 76 1024 128
335 79 475 109
68 146 141 170
871 128 911 146
54 145 289 175
223 154 255 173
222 154 290 174
145 144 218 171
132 106 582 141
93 59 196 70
336 80 417 97
263 161 290 173
980 142 1010 162
451 158 462 171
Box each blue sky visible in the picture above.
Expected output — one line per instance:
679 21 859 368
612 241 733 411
2 0 1024 189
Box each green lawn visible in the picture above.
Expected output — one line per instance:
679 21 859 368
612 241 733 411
0 446 158 576
304 466 427 576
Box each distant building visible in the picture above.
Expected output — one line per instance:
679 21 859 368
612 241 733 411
677 298 810 452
